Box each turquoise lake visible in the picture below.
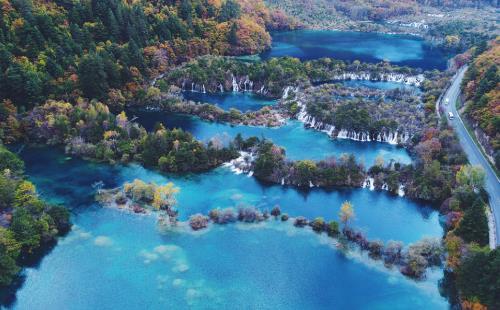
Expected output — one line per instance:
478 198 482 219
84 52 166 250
4 30 453 309
4 147 448 309
130 111 412 167
261 30 448 70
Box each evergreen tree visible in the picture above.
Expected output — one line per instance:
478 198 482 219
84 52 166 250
229 22 238 45
107 9 120 41
455 199 489 246
78 53 109 100
219 0 241 22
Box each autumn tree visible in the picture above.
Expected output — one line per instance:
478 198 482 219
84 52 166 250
339 201 354 228
456 165 486 193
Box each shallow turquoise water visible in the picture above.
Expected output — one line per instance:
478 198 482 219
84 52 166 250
131 112 412 166
22 148 439 244
12 210 448 309
8 147 447 309
182 91 277 112
261 30 448 70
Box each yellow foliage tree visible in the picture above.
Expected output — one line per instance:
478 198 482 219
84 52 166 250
152 182 179 210
339 201 354 228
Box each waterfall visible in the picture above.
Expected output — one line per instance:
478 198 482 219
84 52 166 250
398 185 405 197
223 151 254 175
281 178 285 186
309 181 314 188
292 93 407 146
191 82 195 92
232 75 239 92
388 132 398 145
242 76 252 92
323 124 335 137
202 84 206 94
219 84 224 93
362 177 375 191
282 86 293 99
181 81 186 91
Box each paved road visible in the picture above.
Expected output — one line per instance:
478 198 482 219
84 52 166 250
442 66 500 248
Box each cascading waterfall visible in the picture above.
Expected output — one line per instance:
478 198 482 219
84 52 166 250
232 75 239 92
336 130 372 142
202 84 206 94
398 185 405 197
219 84 224 92
362 177 375 191
242 77 253 92
284 85 413 146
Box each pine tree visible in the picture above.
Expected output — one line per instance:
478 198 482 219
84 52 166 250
455 199 489 246
78 53 109 100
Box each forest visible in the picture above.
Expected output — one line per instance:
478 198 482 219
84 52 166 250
0 0 498 308
0 0 297 111
159 55 419 97
0 146 70 287
461 39 500 169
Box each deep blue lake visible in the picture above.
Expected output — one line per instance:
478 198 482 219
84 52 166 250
7 147 447 309
261 30 448 70
130 111 412 166
182 91 277 112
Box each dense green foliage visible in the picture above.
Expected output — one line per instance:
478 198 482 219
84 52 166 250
456 247 500 309
161 55 419 97
23 100 238 173
0 146 70 287
0 0 295 110
454 199 489 246
429 20 490 54
250 140 365 187
296 83 422 136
